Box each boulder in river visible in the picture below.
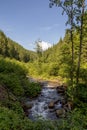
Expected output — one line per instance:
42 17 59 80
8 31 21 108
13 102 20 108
61 99 67 106
22 102 33 117
48 101 55 109
22 102 33 109
58 89 65 94
56 108 66 117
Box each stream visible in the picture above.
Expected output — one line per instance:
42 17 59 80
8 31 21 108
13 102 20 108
26 82 63 120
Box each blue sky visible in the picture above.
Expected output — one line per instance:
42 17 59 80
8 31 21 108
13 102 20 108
0 0 67 50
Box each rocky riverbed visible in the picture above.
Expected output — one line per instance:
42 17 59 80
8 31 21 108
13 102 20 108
23 81 73 120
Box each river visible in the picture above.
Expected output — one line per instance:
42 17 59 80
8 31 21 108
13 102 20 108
26 82 63 120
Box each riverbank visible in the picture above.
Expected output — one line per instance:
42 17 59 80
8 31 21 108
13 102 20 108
28 76 67 88
23 79 72 121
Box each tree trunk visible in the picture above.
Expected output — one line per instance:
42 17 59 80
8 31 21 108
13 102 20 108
76 0 85 85
70 1 74 87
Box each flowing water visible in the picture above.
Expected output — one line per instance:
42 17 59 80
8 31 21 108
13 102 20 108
27 83 62 120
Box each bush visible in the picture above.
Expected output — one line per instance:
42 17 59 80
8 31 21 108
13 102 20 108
24 81 41 97
76 83 87 102
0 106 87 130
0 73 24 96
0 57 42 98
0 107 23 130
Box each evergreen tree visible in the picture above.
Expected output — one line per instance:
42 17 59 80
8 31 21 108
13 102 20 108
49 0 76 86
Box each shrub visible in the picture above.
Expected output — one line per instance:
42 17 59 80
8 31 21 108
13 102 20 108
24 81 41 97
0 107 23 130
0 73 24 96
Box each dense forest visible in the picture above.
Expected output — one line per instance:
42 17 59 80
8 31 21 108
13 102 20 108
0 30 37 62
0 0 87 130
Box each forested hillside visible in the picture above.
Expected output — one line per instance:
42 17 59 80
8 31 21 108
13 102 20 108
28 29 87 83
0 30 37 62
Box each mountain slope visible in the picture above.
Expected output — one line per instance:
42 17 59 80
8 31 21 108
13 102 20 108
0 30 37 62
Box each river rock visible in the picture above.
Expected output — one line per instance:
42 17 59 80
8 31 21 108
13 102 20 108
57 88 65 94
56 84 67 93
56 108 66 117
61 99 67 106
23 103 33 109
22 103 32 117
48 101 55 109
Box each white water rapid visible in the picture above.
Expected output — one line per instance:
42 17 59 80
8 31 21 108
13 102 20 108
27 84 62 120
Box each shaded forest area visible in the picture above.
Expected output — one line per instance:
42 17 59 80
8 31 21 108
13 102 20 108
0 0 87 129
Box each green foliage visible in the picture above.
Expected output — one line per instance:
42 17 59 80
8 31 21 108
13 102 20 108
0 106 56 130
0 57 27 96
0 106 87 130
24 81 41 97
80 65 87 84
66 109 87 130
76 83 87 103
35 39 43 57
1 100 24 116
0 56 27 76
0 57 41 97
0 73 24 96
47 63 59 76
0 107 34 130
0 30 37 62
0 107 22 130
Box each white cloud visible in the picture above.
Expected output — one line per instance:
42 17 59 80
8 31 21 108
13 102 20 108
38 41 52 51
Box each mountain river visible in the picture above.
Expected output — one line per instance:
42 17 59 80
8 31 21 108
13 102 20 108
26 82 62 120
